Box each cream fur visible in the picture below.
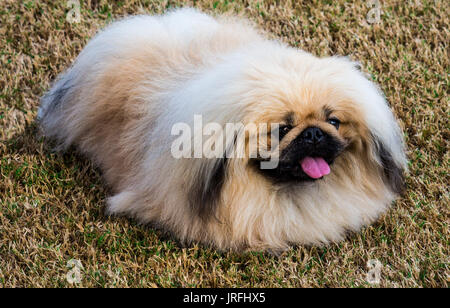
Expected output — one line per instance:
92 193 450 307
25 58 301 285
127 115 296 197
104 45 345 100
38 8 407 252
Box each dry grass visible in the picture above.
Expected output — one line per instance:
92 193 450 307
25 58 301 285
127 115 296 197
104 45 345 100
0 0 448 288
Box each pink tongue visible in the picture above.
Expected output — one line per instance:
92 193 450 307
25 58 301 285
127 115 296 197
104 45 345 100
300 157 331 179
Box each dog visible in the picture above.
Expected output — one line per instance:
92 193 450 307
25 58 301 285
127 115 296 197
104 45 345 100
38 8 407 251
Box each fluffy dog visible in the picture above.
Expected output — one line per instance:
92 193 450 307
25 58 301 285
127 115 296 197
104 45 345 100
38 8 407 251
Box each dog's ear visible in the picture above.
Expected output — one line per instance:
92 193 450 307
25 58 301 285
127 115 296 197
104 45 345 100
372 135 405 195
187 131 240 221
188 157 228 221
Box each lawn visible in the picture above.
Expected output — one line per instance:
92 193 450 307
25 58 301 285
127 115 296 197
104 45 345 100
0 0 448 287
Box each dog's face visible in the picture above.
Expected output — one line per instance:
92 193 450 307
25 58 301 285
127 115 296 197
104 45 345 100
245 84 369 186
237 55 405 192
257 106 354 183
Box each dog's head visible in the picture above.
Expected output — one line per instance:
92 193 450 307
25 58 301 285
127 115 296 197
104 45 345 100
186 50 407 221
241 54 407 192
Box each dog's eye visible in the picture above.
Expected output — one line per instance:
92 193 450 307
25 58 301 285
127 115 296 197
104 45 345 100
327 118 340 129
278 125 292 139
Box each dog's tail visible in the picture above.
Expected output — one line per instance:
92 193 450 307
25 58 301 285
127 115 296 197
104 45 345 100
38 71 72 118
37 66 81 150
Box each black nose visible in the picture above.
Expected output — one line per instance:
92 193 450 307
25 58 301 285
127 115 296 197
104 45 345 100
301 127 324 144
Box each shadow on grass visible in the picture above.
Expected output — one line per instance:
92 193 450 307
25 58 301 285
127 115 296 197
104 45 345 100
1 121 198 252
2 120 108 214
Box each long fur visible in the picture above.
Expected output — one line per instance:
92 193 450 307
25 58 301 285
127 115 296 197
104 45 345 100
38 8 407 251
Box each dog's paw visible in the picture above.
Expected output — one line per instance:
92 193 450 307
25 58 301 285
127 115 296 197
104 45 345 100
106 191 138 215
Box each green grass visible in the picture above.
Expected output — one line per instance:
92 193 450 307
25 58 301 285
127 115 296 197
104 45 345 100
0 0 448 287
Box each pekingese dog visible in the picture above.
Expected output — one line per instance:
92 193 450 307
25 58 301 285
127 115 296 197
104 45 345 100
38 8 407 251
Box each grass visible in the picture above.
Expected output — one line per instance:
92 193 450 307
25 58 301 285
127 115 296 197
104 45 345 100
0 0 448 287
